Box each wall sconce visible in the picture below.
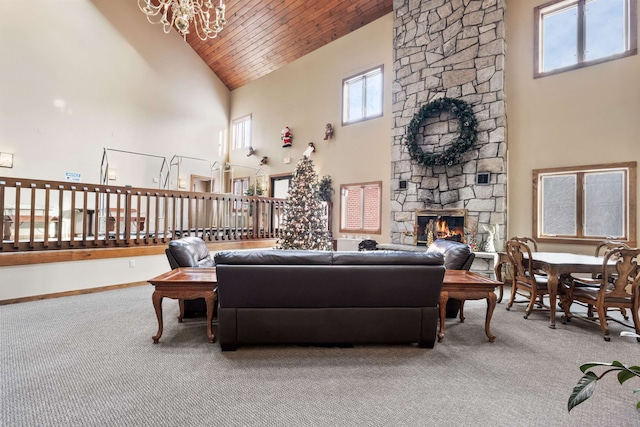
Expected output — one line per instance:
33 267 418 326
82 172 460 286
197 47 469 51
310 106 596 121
178 178 187 189
107 168 117 180
0 152 14 168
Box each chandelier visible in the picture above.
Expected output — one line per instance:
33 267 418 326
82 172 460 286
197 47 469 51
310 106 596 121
137 0 227 41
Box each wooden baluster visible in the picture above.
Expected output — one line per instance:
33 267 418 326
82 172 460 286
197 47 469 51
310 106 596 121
43 184 51 248
28 183 37 248
56 185 65 247
67 186 75 247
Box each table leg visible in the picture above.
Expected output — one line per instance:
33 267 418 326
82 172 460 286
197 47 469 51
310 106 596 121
152 291 163 343
205 291 216 343
178 299 185 323
494 260 505 303
547 266 559 329
485 292 497 342
438 291 448 342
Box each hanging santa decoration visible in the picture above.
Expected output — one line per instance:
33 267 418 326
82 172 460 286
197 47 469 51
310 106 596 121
281 126 293 148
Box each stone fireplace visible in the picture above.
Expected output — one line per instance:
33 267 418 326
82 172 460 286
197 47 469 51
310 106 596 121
390 0 507 252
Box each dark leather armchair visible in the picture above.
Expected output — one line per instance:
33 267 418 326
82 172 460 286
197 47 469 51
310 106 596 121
166 236 215 269
426 239 475 317
165 237 215 318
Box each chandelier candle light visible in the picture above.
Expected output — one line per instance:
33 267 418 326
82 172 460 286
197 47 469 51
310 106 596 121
138 0 227 41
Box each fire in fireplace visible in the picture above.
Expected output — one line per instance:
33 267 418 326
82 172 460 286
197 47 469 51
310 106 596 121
415 209 466 246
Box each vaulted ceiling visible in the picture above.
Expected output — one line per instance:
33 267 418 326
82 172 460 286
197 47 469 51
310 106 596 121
185 0 394 90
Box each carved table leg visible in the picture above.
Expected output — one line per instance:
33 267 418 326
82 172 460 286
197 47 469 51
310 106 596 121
485 292 497 342
494 257 505 303
205 291 216 343
438 291 448 342
459 300 466 323
152 291 164 344
178 299 185 323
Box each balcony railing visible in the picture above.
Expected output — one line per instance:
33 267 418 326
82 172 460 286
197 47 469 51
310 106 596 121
1 177 287 252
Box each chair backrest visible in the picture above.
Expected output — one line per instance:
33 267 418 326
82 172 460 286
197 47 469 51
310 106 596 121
426 239 475 270
601 247 640 299
594 240 630 257
505 239 535 286
165 236 215 269
511 236 538 252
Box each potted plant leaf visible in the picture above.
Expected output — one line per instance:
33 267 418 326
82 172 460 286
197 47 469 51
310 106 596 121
568 332 640 412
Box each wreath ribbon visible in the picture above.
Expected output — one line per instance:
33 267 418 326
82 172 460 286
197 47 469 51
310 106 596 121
404 97 478 167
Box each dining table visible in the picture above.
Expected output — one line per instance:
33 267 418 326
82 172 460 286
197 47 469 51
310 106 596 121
527 252 615 329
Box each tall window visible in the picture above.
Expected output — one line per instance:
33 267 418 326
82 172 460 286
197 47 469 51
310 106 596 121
339 181 382 234
231 115 251 150
342 66 383 125
533 162 636 244
534 0 637 77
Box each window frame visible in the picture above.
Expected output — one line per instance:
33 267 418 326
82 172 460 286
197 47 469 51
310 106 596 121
341 65 384 126
534 0 638 78
231 115 252 151
339 181 382 235
532 162 637 245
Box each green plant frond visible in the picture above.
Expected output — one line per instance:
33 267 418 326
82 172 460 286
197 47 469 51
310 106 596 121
580 362 612 372
568 372 599 412
618 368 640 384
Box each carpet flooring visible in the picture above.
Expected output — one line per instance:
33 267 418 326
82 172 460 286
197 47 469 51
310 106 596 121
1 285 638 426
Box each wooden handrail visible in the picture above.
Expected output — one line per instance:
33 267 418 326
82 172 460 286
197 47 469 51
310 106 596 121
1 177 287 252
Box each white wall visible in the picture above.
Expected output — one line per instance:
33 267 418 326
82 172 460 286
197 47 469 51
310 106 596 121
505 0 640 253
0 0 230 300
229 14 394 241
0 0 229 188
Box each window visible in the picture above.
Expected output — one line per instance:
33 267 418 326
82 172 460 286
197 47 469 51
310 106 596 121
339 181 382 234
231 115 251 150
533 162 636 244
342 66 383 125
534 0 637 77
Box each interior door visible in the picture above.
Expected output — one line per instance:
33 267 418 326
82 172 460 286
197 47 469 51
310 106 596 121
190 175 214 231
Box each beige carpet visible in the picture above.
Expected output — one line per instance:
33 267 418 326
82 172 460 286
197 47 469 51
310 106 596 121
1 285 638 426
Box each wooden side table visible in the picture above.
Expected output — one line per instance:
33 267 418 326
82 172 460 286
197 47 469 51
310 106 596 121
439 270 502 342
147 268 217 344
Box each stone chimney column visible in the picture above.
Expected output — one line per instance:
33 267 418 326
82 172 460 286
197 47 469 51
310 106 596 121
391 0 507 250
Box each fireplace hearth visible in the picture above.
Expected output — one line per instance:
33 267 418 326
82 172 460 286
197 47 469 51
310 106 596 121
415 209 466 247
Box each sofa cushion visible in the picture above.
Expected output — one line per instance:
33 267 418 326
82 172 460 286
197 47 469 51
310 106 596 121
331 250 443 265
214 249 332 265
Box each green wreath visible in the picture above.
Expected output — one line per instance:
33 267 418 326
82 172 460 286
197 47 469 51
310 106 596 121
404 97 478 167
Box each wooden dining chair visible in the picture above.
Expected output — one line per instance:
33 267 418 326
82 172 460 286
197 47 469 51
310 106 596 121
561 247 640 341
505 238 550 319
580 240 632 319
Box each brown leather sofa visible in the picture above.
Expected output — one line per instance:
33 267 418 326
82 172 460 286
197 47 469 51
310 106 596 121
214 249 445 351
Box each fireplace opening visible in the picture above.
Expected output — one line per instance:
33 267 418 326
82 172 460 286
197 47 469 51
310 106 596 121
415 209 466 246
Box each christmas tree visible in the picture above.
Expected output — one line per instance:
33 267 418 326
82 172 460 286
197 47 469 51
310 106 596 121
276 156 332 250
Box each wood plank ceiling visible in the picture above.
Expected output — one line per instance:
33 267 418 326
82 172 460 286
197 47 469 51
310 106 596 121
185 0 394 90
